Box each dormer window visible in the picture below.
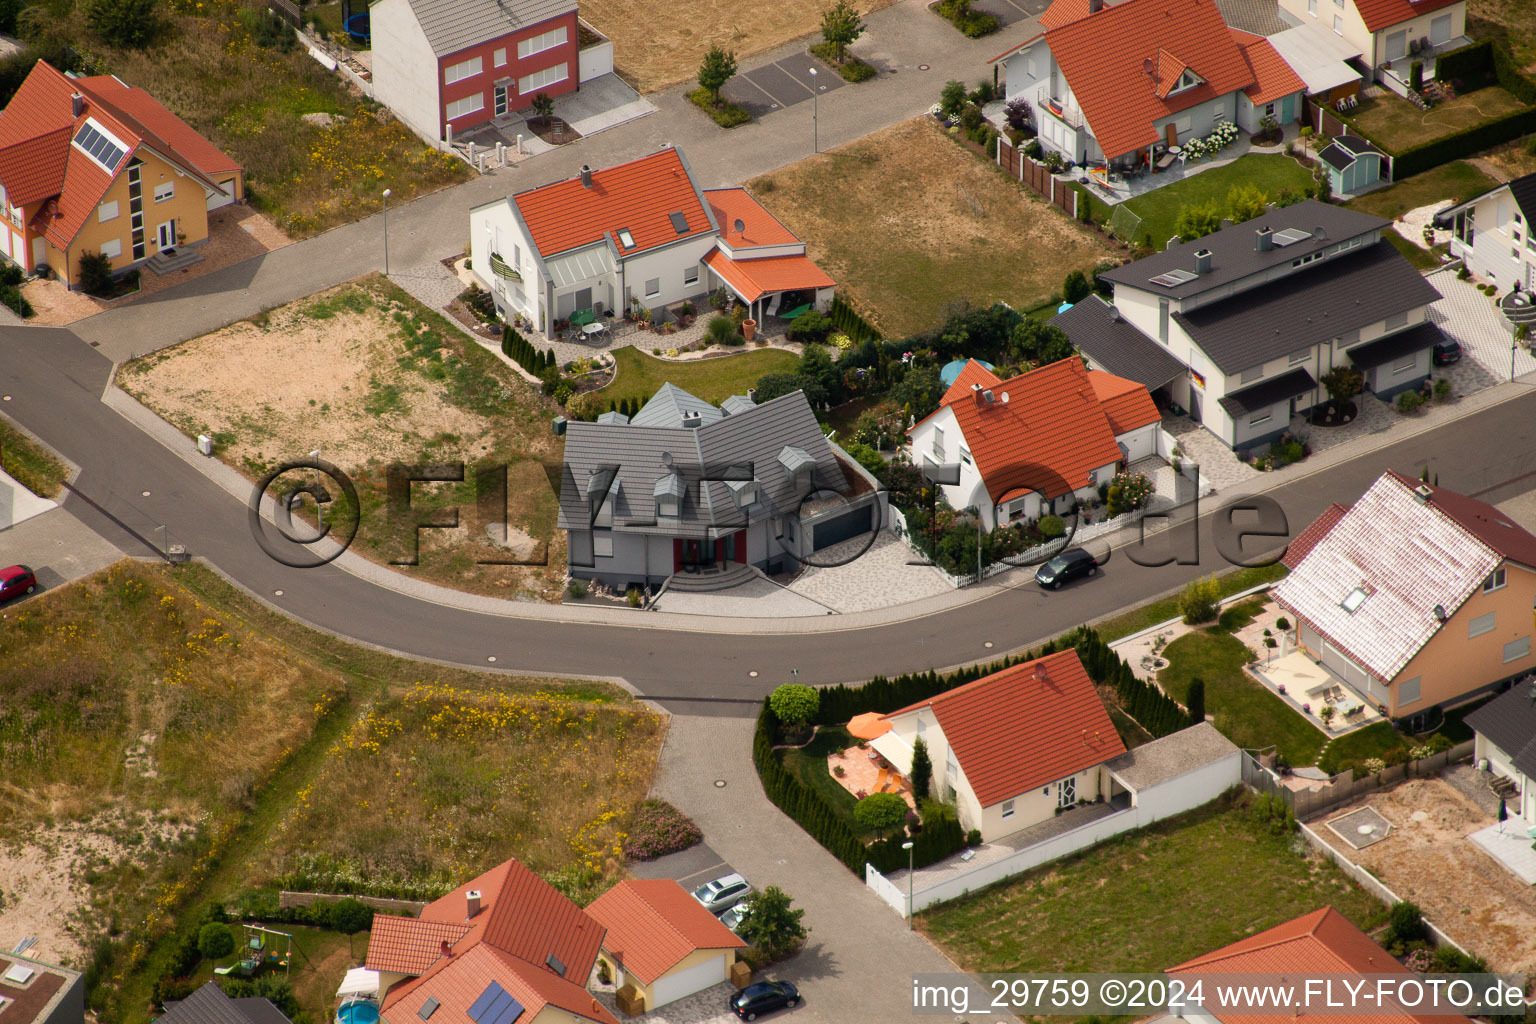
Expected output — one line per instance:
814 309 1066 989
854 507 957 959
1167 69 1202 96
659 497 679 518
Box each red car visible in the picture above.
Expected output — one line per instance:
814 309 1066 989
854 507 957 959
0 565 37 602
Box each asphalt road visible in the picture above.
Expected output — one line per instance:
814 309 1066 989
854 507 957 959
6 323 1536 711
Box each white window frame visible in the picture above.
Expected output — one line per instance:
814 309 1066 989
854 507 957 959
1001 799 1015 819
1058 775 1077 808
932 425 945 458
518 62 570 96
945 747 958 781
684 265 699 286
1333 14 1343 33
446 94 484 121
1484 567 1507 593
1470 611 1497 637
444 56 483 85
518 26 568 60
1342 587 1368 613
1307 0 1315 15
1248 411 1272 428
153 181 174 203
494 47 507 67
1504 636 1531 664
100 237 122 260
1392 355 1416 374
98 200 120 222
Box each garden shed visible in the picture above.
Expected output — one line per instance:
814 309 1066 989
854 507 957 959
1318 135 1387 196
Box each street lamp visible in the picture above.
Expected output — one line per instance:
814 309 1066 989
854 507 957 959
808 67 818 153
966 506 985 584
902 840 915 927
382 188 393 276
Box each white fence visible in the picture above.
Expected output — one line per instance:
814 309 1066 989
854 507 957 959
869 746 1242 916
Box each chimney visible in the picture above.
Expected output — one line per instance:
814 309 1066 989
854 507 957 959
746 387 756 402
1220 218 1234 229
1413 483 1432 503
580 165 593 187
1194 249 1212 274
466 889 482 919
71 92 83 117
972 383 985 406
1089 0 1103 11
681 410 702 428
1256 226 1273 251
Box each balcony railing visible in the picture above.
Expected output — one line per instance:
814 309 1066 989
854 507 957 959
489 251 521 281
1043 97 1083 129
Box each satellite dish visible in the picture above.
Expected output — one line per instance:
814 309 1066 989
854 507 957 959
661 452 674 467
734 218 745 234
1143 57 1155 76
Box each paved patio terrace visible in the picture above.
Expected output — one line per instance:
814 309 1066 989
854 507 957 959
1073 125 1299 207
1247 649 1387 737
1469 821 1536 885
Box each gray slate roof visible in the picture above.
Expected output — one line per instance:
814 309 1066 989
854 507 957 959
160 983 290 1024
1464 680 1536 780
1345 320 1445 370
630 383 725 428
1172 241 1443 375
406 0 579 57
1217 367 1316 417
1051 294 1186 391
559 389 848 537
1101 200 1389 302
1104 722 1239 791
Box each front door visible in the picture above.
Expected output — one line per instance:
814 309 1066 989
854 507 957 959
1281 94 1294 124
493 85 509 117
1165 122 1178 147
1058 776 1077 808
156 219 177 250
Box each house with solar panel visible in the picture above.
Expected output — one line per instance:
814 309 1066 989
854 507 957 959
362 855 620 1024
559 384 885 590
468 147 833 336
0 60 243 289
1054 200 1447 452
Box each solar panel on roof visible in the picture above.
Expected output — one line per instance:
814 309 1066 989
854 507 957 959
1148 268 1198 287
468 982 525 1024
418 997 440 1020
1272 227 1312 247
72 122 127 170
668 211 689 234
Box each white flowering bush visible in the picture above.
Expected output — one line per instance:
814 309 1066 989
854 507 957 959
1182 135 1210 160
1210 120 1239 149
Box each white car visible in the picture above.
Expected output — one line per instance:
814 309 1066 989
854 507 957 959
692 873 752 915
720 901 752 935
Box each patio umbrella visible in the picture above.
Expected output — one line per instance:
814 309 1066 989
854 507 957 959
847 712 890 740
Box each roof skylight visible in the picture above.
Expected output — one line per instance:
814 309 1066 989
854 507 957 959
1341 587 1368 613
617 228 635 248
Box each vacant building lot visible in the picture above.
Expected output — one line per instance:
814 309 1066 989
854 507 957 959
584 0 896 93
918 793 1388 972
119 277 566 600
1314 778 1534 972
750 118 1114 338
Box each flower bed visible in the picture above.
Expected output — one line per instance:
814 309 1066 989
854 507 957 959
622 800 704 861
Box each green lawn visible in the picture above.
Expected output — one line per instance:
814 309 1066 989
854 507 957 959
1345 159 1500 221
1107 704 1153 749
1344 86 1528 153
919 794 1388 972
0 416 68 498
779 726 885 841
1121 154 1315 249
1382 231 1449 271
1318 722 1403 775
1092 564 1289 643
601 346 799 410
1159 629 1328 766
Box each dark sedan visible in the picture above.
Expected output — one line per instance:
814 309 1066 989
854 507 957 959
1432 339 1461 366
1034 548 1098 589
730 980 800 1020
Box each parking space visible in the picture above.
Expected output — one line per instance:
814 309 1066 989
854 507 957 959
1428 270 1536 382
721 54 844 119
975 0 1050 27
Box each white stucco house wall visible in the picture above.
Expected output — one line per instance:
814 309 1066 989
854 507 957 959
1275 0 1466 71
1466 679 1536 828
1438 171 1536 293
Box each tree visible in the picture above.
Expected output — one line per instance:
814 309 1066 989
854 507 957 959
909 737 933 801
735 885 807 961
1320 365 1363 403
0 0 23 35
939 80 966 118
1061 269 1091 304
87 0 160 47
890 364 943 421
1004 97 1033 133
697 45 737 107
798 343 841 404
1009 319 1074 366
769 683 819 730
197 923 235 961
854 791 908 837
842 441 886 478
754 372 826 406
1174 200 1224 242
1226 183 1269 224
819 0 865 63
77 249 114 297
1384 901 1427 947
1186 677 1205 725
1179 575 1220 625
330 898 373 958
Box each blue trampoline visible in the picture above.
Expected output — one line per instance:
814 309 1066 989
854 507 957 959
940 358 994 387
1058 300 1074 314
344 11 370 42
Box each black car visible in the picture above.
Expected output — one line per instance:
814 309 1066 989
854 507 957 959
1034 547 1097 589
1432 339 1461 366
730 980 800 1020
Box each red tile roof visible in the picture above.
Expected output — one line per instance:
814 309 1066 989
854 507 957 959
701 248 835 304
1281 501 1350 569
1087 369 1160 434
1168 907 1473 1024
1037 0 1126 30
1352 0 1461 33
366 916 471 976
704 187 801 249
382 942 619 1024
586 879 745 985
514 148 715 260
916 358 1135 503
883 649 1126 807
1044 0 1255 159
0 61 240 248
1231 30 1308 105
1386 468 1536 570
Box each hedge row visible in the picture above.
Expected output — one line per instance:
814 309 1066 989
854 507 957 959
829 294 881 348
755 628 1192 876
1383 39 1536 178
501 328 554 376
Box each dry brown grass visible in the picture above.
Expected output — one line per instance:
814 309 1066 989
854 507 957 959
260 683 665 887
1480 138 1536 181
582 0 896 93
749 118 1114 337
120 277 568 600
1467 0 1536 72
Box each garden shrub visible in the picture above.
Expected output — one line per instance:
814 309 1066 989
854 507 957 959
1434 377 1452 401
566 579 588 598
769 683 820 730
939 79 966 118
706 313 739 346
854 791 909 835
0 263 22 287
623 799 703 861
1106 471 1151 516
1038 515 1065 538
1385 901 1428 952
1179 575 1220 624
959 103 984 133
78 249 114 297
0 284 31 318
1396 389 1426 414
197 922 235 960
910 737 932 800
1061 269 1090 304
787 308 832 342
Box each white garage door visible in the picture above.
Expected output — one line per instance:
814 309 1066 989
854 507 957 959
652 954 726 1008
206 179 236 211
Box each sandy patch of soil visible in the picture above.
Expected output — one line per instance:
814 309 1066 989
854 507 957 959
0 809 195 965
1320 778 1536 972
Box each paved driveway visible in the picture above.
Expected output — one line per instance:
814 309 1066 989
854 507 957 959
0 506 123 598
1428 271 1536 383
976 0 1052 28
722 54 844 119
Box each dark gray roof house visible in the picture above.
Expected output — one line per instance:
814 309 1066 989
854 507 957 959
1050 295 1186 392
1466 680 1536 783
560 385 885 588
158 981 293 1024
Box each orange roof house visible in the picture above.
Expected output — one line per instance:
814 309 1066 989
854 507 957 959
907 357 1161 529
366 856 618 1024
469 151 835 336
868 649 1127 841
1169 907 1474 1024
990 0 1308 166
586 879 746 1011
0 60 243 287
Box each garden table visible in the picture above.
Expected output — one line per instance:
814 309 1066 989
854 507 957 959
582 322 606 337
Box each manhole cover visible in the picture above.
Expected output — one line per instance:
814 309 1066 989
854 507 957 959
918 64 930 70
714 780 727 788
1411 810 1429 822
749 670 758 677
274 590 284 597
487 656 497 663
984 641 994 648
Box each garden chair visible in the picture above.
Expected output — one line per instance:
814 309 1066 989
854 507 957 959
875 767 890 792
